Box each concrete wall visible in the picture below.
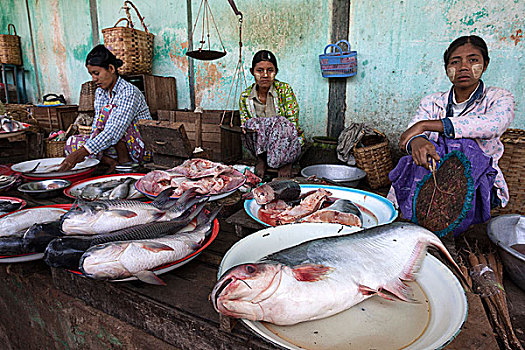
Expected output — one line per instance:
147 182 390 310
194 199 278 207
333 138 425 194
0 0 523 142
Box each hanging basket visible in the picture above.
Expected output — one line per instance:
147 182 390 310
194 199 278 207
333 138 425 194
78 81 96 112
319 40 357 78
102 1 154 75
0 24 22 66
353 130 393 189
492 128 525 215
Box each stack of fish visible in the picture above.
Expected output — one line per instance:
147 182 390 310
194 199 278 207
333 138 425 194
137 158 245 197
71 177 143 200
253 180 363 227
0 188 218 284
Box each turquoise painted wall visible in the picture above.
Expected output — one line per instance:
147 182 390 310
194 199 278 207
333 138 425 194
0 0 523 142
347 0 525 143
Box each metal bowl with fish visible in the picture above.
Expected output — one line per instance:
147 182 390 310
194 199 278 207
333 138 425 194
300 164 366 187
18 179 71 199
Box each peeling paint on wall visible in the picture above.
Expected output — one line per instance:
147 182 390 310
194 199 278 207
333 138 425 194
0 0 523 141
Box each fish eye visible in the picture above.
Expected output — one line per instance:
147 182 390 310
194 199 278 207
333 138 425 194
245 265 256 274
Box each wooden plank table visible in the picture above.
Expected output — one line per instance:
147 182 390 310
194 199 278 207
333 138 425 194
0 175 516 349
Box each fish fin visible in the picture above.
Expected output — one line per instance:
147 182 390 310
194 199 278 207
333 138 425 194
400 241 428 281
382 279 417 303
108 209 137 218
152 211 166 220
292 264 333 282
135 271 166 286
358 284 378 296
139 242 174 253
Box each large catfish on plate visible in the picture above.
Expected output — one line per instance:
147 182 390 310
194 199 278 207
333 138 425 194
211 222 460 326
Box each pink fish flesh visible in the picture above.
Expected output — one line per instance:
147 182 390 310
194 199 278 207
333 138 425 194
211 222 460 325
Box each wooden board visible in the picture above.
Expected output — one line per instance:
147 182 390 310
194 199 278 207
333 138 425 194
137 120 193 158
124 74 177 117
157 110 242 163
28 105 78 132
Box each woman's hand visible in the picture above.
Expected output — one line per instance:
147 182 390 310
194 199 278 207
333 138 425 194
409 137 440 169
58 147 89 172
399 122 425 150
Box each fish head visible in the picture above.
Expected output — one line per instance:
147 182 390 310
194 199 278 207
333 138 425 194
211 263 283 320
252 184 275 205
80 243 130 280
60 201 105 234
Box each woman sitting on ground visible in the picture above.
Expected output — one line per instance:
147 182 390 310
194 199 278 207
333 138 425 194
239 50 304 178
388 35 515 235
59 45 151 172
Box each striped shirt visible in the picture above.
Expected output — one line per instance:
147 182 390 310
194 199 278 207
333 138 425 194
84 76 151 155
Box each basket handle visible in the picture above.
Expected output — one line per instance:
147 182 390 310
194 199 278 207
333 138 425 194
324 44 343 55
123 0 149 33
7 24 17 36
113 18 131 28
335 40 351 52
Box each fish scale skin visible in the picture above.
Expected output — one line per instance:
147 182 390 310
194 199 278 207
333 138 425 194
0 209 65 237
215 222 453 325
80 216 216 280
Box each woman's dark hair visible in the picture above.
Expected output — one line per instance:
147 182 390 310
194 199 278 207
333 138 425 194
86 45 123 72
251 50 278 72
443 35 490 68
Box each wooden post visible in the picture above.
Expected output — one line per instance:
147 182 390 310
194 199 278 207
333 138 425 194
195 111 202 148
327 0 351 139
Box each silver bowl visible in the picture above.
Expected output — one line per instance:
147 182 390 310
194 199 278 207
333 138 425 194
18 179 71 198
301 164 366 187
487 214 525 291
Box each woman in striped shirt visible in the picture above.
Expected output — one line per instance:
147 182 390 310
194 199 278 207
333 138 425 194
59 45 151 172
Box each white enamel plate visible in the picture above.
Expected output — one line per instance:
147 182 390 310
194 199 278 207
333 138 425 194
244 184 397 227
218 223 467 350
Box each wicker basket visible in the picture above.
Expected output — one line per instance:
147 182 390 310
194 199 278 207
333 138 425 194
493 128 525 215
45 140 67 158
0 24 22 65
354 131 393 189
102 1 154 75
78 81 96 112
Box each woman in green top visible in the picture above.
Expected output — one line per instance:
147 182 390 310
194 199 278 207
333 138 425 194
239 50 304 178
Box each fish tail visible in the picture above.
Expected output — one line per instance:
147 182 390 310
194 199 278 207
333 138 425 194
151 187 175 209
426 235 461 273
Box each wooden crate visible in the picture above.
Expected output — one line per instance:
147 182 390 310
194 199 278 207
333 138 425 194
28 105 78 133
157 109 242 163
0 131 44 163
137 120 193 168
123 74 177 118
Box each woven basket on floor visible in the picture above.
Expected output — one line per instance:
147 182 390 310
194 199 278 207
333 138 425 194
0 24 22 65
102 1 154 75
492 128 525 215
45 140 66 158
78 81 96 112
354 131 393 189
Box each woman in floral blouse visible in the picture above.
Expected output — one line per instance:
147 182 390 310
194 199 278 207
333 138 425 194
389 35 515 235
239 50 304 177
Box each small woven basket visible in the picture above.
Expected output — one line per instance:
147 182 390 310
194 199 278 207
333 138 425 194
0 24 22 65
492 128 525 215
354 131 393 189
45 140 66 158
78 81 96 112
102 1 154 75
